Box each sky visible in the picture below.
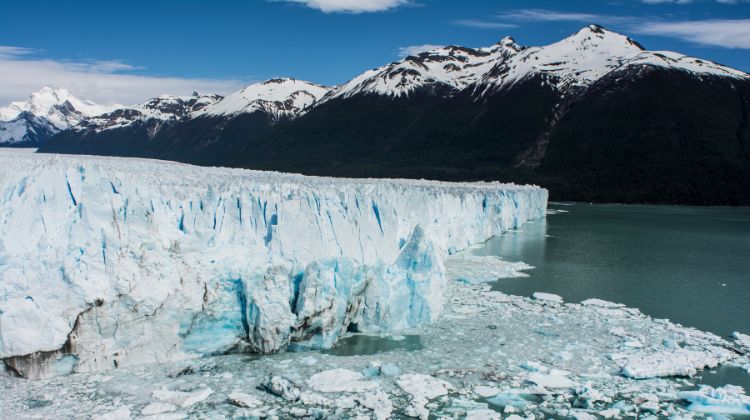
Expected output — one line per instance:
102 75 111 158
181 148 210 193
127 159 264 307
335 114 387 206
0 0 749 105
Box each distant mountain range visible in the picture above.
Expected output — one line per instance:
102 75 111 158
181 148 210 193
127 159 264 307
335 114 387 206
4 26 748 205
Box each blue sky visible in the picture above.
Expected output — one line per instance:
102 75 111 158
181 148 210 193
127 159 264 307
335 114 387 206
0 0 748 104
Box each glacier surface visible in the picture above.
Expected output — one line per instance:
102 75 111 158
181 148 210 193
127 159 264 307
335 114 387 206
0 149 547 378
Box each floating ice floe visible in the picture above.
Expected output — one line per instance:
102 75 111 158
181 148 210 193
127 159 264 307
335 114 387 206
532 292 564 304
621 347 734 379
581 299 625 308
679 385 750 415
397 373 453 419
445 253 533 284
227 391 262 408
152 388 213 408
142 402 178 415
526 370 578 389
355 389 393 420
307 368 378 393
92 406 131 420
734 332 750 353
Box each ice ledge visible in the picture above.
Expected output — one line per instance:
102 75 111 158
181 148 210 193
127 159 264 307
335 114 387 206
0 152 547 378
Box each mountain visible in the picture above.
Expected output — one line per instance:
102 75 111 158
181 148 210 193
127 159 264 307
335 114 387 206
201 78 329 119
44 78 329 163
40 26 750 205
0 87 116 147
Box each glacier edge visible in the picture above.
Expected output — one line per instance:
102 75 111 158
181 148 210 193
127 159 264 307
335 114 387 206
0 150 547 378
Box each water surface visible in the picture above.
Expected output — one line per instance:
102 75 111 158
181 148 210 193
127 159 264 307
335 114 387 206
477 203 750 337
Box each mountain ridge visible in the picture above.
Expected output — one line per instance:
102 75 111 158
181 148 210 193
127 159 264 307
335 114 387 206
23 26 750 204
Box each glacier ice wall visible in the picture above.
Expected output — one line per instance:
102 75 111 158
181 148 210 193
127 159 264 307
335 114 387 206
0 150 547 378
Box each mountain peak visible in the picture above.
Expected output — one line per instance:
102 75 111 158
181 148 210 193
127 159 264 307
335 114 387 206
201 78 329 119
566 25 645 51
0 86 114 126
263 77 298 85
493 36 523 53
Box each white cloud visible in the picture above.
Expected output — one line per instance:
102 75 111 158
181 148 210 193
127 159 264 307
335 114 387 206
637 19 750 48
279 0 409 13
0 46 250 106
397 44 443 57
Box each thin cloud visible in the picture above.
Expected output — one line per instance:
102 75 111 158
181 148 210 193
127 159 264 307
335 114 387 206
397 44 443 57
497 10 604 22
640 0 694 4
0 46 38 57
638 19 750 48
278 0 410 13
452 19 518 29
641 0 749 3
0 46 250 106
466 8 750 49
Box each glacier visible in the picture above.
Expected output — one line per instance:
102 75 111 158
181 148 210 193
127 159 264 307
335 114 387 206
0 149 547 378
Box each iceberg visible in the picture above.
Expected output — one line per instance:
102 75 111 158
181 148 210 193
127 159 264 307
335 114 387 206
0 150 547 378
679 385 750 415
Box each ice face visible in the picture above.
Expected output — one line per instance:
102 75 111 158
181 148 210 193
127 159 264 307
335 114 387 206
0 150 547 378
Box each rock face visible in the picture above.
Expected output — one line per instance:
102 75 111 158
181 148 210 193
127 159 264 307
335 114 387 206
39 26 750 205
0 150 546 378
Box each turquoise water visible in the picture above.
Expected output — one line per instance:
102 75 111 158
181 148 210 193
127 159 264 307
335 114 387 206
322 334 423 356
477 203 750 338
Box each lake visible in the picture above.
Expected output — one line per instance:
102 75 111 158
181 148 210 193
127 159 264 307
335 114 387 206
476 203 750 338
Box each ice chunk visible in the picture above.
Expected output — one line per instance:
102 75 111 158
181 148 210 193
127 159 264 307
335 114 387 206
526 370 578 389
533 292 564 303
445 253 533 284
581 299 624 308
621 347 733 379
258 375 301 401
141 403 177 415
93 406 131 420
307 368 378 393
356 389 393 420
227 391 262 408
599 408 620 418
733 332 750 352
466 408 502 419
475 385 501 398
397 373 452 419
397 373 453 399
152 388 213 408
678 385 750 415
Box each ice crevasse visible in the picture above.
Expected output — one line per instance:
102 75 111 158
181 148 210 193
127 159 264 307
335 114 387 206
0 151 547 378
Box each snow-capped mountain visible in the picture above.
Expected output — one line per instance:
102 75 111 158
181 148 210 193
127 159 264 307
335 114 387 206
0 87 116 146
324 25 746 101
79 93 223 132
39 26 750 205
73 78 328 135
201 78 329 120
324 38 522 100
478 25 747 92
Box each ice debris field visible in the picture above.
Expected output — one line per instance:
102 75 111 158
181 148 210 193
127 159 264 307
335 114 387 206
1 149 749 419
